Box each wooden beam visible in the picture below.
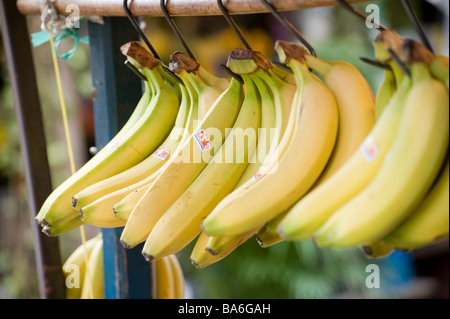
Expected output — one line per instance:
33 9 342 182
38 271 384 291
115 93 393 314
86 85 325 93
17 0 379 17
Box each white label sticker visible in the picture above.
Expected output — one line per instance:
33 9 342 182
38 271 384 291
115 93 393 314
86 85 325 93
106 140 122 151
152 146 170 160
360 136 379 162
193 129 211 152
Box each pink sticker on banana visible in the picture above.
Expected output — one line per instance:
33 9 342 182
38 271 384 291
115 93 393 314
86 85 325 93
194 129 211 152
360 136 379 162
153 146 170 160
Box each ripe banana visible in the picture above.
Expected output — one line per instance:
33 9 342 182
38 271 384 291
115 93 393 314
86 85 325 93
314 57 449 248
429 54 449 90
42 215 84 237
302 52 376 185
277 63 412 241
190 227 260 269
63 233 102 299
119 76 244 249
141 60 262 261
255 211 289 248
382 156 449 251
167 254 185 299
375 69 397 119
74 81 191 213
154 256 175 299
201 40 339 237
80 234 104 299
361 240 395 259
78 84 192 228
37 44 180 228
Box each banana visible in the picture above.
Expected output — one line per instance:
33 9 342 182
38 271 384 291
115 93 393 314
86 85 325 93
277 58 412 242
154 256 175 299
302 53 376 185
80 234 104 299
112 182 153 221
77 83 192 228
74 81 190 212
37 43 181 229
167 254 185 299
314 51 449 248
361 240 395 259
382 156 449 251
429 55 449 90
63 233 102 299
189 228 260 269
42 215 84 237
141 59 262 261
201 40 339 237
119 75 245 249
255 210 289 248
375 69 397 119
169 52 226 120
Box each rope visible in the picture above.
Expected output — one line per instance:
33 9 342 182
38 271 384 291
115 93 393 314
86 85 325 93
40 0 94 299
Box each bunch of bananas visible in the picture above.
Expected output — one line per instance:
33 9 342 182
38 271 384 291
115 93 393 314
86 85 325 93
62 233 185 299
276 31 449 258
38 22 448 277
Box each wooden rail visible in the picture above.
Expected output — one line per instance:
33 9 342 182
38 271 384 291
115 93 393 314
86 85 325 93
17 0 378 17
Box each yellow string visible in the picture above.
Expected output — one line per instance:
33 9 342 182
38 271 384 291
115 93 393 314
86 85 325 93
48 35 94 299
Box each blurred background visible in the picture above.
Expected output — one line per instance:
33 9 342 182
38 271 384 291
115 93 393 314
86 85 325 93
0 0 448 299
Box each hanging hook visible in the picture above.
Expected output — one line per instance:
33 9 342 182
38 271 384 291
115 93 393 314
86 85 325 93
123 0 185 86
123 0 161 60
160 0 197 61
217 0 253 51
124 60 148 81
400 0 434 54
258 0 316 57
388 48 411 78
359 57 392 70
335 0 388 31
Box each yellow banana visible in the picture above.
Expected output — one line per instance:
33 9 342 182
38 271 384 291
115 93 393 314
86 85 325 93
120 76 245 249
277 64 412 241
382 156 449 251
375 69 397 119
314 58 449 248
63 233 102 299
74 81 190 212
361 240 395 259
154 256 175 299
42 215 84 237
141 65 262 261
255 211 288 248
37 46 180 228
189 228 260 269
201 40 339 237
80 234 104 299
429 54 449 90
303 53 376 185
78 84 192 228
167 254 185 299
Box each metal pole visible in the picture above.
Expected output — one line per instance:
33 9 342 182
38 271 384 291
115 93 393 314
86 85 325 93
0 0 66 299
88 17 154 299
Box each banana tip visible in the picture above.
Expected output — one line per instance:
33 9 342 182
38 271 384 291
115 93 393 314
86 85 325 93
189 258 202 269
205 247 218 256
142 252 154 262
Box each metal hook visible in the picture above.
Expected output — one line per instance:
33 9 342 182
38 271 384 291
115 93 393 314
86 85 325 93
359 57 392 70
388 48 411 78
335 0 388 31
124 60 148 81
123 0 185 85
160 0 197 61
123 0 161 60
400 0 434 54
258 0 316 57
217 0 253 51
